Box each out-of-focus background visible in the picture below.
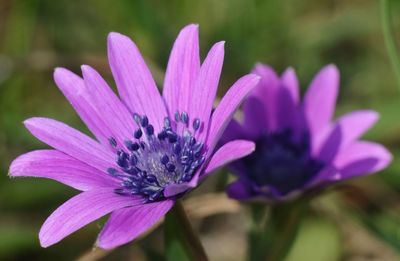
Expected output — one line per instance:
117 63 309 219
1 0 400 260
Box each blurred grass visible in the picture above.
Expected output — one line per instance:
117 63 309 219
1 0 400 260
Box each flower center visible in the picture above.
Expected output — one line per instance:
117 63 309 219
107 112 206 202
243 129 324 196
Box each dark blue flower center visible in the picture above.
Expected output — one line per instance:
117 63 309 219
107 112 206 202
243 129 324 196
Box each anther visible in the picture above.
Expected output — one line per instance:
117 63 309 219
141 116 149 127
173 143 181 154
129 154 138 165
146 125 154 136
131 142 140 151
181 112 189 124
164 117 171 129
133 113 141 124
166 163 176 172
157 131 166 140
107 168 118 176
193 118 200 130
134 129 143 139
174 111 180 122
109 137 117 147
161 155 169 164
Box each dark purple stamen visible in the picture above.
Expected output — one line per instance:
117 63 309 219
109 137 117 147
134 129 143 139
108 112 207 202
193 118 200 131
181 112 189 124
243 129 324 196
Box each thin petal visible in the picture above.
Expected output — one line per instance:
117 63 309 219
334 110 379 148
227 179 255 200
165 140 256 197
242 96 268 137
306 165 340 188
81 65 137 147
97 200 174 249
24 117 115 172
220 119 248 144
274 67 301 132
315 123 343 163
9 150 117 191
334 141 392 179
249 63 280 132
163 24 200 117
203 140 255 177
107 32 167 132
303 64 339 137
190 41 225 140
39 189 142 247
281 67 300 103
54 68 112 145
206 74 260 152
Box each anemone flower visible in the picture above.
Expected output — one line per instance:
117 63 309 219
223 64 392 202
9 24 259 249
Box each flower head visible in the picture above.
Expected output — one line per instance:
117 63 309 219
9 24 259 249
223 64 392 202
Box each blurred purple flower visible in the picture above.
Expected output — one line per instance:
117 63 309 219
9 24 259 249
223 64 392 202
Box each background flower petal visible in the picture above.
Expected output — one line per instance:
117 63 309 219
281 67 300 103
334 141 392 179
250 63 280 132
303 64 339 138
333 110 379 149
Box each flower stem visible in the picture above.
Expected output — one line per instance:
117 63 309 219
381 0 400 89
248 199 309 261
165 200 208 261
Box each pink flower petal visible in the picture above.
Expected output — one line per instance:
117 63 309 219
9 150 117 191
163 24 200 120
206 74 260 153
39 189 142 247
81 65 137 147
53 68 112 146
107 32 167 133
190 41 225 141
203 140 255 178
24 117 116 172
96 200 174 249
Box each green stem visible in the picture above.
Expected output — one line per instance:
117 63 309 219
381 0 400 89
165 200 208 261
248 200 309 261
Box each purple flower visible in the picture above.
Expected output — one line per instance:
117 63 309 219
9 24 259 249
223 64 392 202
